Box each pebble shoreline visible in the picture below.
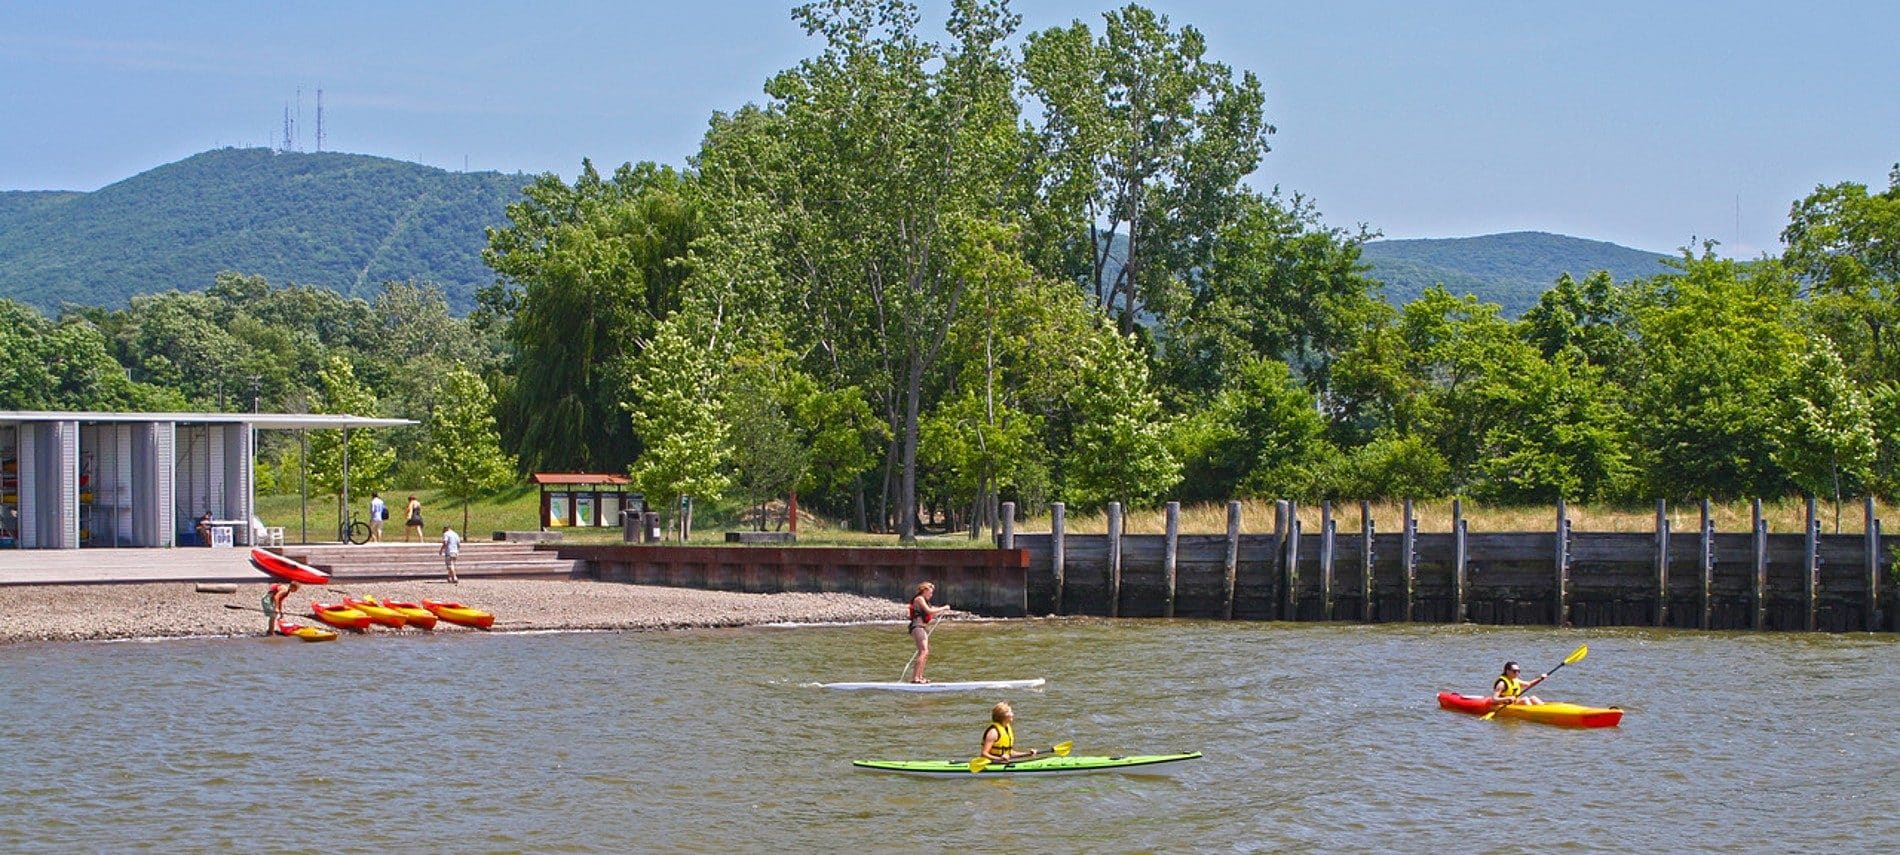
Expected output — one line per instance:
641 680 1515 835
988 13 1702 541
0 579 913 645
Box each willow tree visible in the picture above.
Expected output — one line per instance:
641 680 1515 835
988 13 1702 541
480 162 698 473
695 0 1028 540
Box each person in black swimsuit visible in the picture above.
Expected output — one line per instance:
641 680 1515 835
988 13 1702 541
905 581 951 683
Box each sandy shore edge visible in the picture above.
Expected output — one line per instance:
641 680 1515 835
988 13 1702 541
0 578 913 645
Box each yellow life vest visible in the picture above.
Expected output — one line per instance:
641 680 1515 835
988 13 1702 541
1496 674 1527 697
986 721 1015 756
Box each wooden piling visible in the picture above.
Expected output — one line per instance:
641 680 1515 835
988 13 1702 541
1401 498 1416 622
1655 499 1670 627
1452 498 1467 623
1284 501 1302 620
1804 495 1818 632
1000 501 1016 550
1222 501 1241 621
1753 498 1768 631
1163 501 1180 619
1700 499 1714 630
1050 502 1066 615
1319 501 1335 620
1360 501 1375 622
1867 498 1882 633
1556 498 1570 626
1107 501 1123 619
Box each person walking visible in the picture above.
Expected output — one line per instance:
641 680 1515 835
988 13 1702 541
439 524 461 584
367 493 387 542
404 495 424 542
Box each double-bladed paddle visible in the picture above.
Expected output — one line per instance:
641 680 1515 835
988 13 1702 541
1481 644 1588 720
224 602 324 622
968 740 1073 773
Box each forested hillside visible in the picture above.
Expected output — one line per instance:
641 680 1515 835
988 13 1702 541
0 148 529 312
1361 231 1672 316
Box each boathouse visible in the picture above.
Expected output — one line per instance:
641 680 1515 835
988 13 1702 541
0 410 412 550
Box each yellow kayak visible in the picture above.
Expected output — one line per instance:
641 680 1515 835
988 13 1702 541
278 623 339 643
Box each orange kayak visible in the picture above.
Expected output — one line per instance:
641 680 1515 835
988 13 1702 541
310 602 373 632
422 600 494 630
1436 692 1623 728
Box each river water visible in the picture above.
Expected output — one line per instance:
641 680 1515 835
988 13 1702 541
1 620 1894 853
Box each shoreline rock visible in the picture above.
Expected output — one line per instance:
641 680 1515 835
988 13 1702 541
0 579 911 645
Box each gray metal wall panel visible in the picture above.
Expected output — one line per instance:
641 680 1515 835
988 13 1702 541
155 422 175 547
17 424 36 547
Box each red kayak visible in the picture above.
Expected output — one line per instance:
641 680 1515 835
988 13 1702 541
1436 692 1623 728
249 547 330 585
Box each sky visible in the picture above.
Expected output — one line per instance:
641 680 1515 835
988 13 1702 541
1 1 1895 258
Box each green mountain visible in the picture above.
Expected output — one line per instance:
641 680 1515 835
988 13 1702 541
1360 231 1673 317
0 148 531 313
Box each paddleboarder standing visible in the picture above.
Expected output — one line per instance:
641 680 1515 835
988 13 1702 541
1491 660 1547 706
906 581 951 683
263 581 298 635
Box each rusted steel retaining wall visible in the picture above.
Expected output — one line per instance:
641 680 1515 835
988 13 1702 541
559 545 1030 617
1014 498 1896 632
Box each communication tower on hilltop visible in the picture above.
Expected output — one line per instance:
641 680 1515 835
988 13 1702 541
316 88 325 152
281 105 293 152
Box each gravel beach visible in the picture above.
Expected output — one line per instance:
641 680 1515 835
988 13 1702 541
0 579 913 644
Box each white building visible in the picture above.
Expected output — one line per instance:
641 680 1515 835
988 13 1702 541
1 411 412 549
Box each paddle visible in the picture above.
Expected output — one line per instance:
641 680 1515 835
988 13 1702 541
1481 644 1588 720
968 740 1073 773
224 602 326 624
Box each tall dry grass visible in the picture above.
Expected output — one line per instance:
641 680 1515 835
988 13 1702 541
1025 497 1895 536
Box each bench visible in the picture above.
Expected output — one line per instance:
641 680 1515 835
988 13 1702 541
724 531 796 544
493 530 563 543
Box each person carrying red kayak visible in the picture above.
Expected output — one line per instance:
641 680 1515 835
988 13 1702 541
262 581 299 635
903 581 951 683
1491 660 1547 706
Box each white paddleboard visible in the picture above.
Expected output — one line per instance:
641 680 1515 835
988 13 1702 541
816 678 1046 692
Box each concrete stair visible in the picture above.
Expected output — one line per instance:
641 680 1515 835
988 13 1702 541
278 542 582 582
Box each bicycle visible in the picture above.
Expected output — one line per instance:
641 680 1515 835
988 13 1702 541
338 512 371 545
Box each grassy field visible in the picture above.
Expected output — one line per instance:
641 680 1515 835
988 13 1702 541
258 487 1892 547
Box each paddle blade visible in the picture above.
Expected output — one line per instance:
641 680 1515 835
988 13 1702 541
968 757 990 773
1564 644 1589 665
1052 740 1073 756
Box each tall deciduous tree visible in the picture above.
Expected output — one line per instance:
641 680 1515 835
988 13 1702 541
626 316 731 538
307 356 395 523
1782 165 1900 379
1022 3 1272 335
425 367 518 533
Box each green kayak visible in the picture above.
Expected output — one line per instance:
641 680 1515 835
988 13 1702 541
853 752 1202 777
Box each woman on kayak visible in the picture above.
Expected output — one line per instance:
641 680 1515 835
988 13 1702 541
263 581 299 635
980 702 1039 765
1491 660 1547 706
905 581 951 683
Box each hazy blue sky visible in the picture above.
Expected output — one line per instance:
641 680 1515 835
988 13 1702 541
2 1 1895 257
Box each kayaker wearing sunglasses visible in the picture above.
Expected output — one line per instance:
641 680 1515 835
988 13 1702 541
1491 660 1547 706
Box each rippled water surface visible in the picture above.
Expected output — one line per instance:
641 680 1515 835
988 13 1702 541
2 620 1895 853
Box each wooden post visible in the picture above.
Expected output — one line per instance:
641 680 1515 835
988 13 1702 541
1107 501 1123 619
1222 501 1241 621
1273 500 1289 615
1163 501 1180 619
1555 498 1570 627
1753 498 1768 631
1452 498 1467 624
999 501 1016 550
1051 502 1066 615
1319 501 1335 620
1867 497 1882 633
1360 501 1376 623
1700 499 1714 630
1804 495 1819 632
1401 498 1416 623
1655 499 1670 627
1284 502 1302 621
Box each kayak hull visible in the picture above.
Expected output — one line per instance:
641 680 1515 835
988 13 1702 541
344 597 408 629
1436 692 1623 728
380 599 438 630
423 600 494 629
277 623 338 642
818 678 1045 692
249 547 330 585
854 752 1202 777
310 602 373 632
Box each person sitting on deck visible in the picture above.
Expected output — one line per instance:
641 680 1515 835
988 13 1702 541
1491 660 1547 706
195 513 213 547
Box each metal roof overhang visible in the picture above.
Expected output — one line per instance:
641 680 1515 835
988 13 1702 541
0 411 415 429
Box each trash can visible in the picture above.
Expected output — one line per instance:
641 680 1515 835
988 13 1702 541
621 509 641 543
642 511 662 543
